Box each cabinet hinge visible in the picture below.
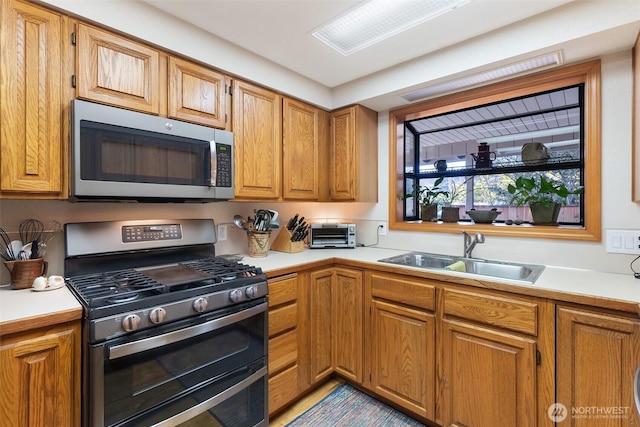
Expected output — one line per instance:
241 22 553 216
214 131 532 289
225 113 228 123
536 350 541 365
71 75 76 88
71 31 76 45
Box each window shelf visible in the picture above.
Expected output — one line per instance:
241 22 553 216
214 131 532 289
409 158 582 179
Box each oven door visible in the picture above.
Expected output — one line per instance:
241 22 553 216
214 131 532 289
88 300 267 427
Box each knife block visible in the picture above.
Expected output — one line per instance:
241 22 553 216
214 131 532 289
271 228 304 253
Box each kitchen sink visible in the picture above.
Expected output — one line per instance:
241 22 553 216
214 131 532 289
378 252 545 284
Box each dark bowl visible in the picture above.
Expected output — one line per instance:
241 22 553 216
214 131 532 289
466 209 501 223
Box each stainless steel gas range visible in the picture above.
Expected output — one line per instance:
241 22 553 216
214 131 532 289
64 219 268 427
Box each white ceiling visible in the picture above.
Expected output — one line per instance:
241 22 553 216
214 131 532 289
142 0 576 88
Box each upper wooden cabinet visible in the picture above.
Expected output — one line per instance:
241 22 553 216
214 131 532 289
282 97 329 200
633 32 640 201
0 0 68 198
330 105 378 202
168 56 229 129
232 79 283 199
556 305 640 426
75 23 160 114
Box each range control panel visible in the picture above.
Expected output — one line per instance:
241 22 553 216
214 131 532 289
122 224 182 242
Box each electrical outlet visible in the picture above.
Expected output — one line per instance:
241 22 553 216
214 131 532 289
378 221 387 236
606 229 640 254
217 224 228 241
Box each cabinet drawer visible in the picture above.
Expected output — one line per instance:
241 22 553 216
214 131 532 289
443 288 538 335
268 275 298 307
371 272 435 310
268 364 299 416
269 303 297 337
268 330 297 375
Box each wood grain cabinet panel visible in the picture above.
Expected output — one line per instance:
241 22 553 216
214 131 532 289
308 268 333 384
75 23 160 114
370 298 435 419
232 79 282 199
168 56 228 129
441 319 537 427
282 97 323 200
329 105 377 202
0 0 67 197
332 267 364 383
267 273 302 416
556 306 640 427
0 321 80 427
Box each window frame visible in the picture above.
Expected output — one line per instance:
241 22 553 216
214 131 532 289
388 60 601 241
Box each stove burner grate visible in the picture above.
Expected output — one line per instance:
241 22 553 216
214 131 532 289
180 257 262 280
67 269 165 307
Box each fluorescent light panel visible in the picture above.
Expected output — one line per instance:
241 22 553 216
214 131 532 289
312 0 470 56
402 52 563 102
479 125 580 144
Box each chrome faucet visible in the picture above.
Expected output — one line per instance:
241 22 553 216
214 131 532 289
463 231 485 258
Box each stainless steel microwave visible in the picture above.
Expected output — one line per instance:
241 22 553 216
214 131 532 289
71 99 234 202
309 224 356 249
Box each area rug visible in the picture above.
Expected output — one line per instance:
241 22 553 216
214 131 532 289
285 383 426 427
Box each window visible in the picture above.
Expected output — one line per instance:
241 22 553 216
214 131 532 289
389 61 601 241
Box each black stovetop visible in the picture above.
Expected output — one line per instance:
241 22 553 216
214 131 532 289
66 256 264 319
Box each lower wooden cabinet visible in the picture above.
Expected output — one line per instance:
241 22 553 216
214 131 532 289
556 305 640 427
441 318 537 427
267 273 301 415
440 287 554 427
308 267 364 385
367 272 436 420
0 321 80 426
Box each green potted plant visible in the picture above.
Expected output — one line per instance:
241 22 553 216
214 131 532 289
507 175 583 224
405 176 449 221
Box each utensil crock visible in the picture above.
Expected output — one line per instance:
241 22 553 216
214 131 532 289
3 258 48 289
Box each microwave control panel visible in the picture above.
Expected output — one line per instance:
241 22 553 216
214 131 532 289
214 143 232 188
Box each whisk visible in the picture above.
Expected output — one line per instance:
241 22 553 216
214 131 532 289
0 227 15 261
19 219 45 259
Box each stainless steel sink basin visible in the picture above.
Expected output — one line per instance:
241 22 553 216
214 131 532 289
378 252 545 284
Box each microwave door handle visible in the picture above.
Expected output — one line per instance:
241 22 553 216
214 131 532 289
209 140 216 187
108 302 266 360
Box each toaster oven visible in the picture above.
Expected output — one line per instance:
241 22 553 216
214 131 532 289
309 224 356 249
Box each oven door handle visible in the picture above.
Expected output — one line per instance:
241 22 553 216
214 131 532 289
108 302 266 360
151 366 267 427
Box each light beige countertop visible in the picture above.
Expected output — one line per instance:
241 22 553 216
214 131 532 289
1 246 639 334
0 283 83 336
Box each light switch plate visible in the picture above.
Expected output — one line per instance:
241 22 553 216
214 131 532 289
606 229 640 254
217 224 228 241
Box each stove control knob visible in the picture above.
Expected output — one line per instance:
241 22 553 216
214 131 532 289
149 307 167 324
229 289 244 303
245 286 257 299
193 297 208 313
122 314 141 332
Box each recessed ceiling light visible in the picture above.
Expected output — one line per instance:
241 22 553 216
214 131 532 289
312 0 470 56
402 52 564 102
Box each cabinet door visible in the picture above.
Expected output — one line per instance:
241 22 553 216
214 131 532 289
308 268 333 384
441 319 537 427
168 56 228 129
329 105 377 202
282 98 321 200
232 79 282 199
75 23 160 114
0 0 67 196
0 322 80 427
370 299 435 419
332 267 363 383
330 107 356 200
557 306 640 427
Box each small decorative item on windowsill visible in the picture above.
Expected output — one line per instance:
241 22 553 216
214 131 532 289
507 176 583 225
